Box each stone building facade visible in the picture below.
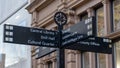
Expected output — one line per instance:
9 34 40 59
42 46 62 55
26 0 120 68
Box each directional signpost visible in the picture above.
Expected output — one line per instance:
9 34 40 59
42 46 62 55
3 11 112 68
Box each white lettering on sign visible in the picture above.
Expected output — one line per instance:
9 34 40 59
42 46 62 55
30 29 42 33
62 37 78 45
28 40 55 46
30 29 55 35
62 34 84 45
62 32 77 40
90 42 100 46
28 40 42 45
42 41 55 46
79 41 89 45
43 30 55 35
41 35 55 40
62 28 70 34
41 35 48 39
78 41 100 46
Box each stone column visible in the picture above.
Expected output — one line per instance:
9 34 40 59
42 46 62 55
43 62 47 68
75 51 81 68
32 11 38 27
74 15 80 24
102 0 111 34
67 50 76 68
32 58 37 68
37 59 44 68
87 8 94 17
67 9 75 24
89 53 95 68
39 63 44 68
105 54 112 68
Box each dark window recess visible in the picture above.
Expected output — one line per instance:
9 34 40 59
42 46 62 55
47 61 53 68
80 12 88 21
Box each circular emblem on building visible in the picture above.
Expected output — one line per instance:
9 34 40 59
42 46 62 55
54 12 67 26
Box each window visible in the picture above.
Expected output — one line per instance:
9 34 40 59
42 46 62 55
96 6 106 68
96 6 105 37
80 12 88 21
0 0 28 23
97 54 106 68
113 0 120 31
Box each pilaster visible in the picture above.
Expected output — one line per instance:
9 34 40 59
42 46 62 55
102 0 111 35
67 50 76 68
67 9 76 25
89 53 95 68
43 62 47 68
75 51 81 68
32 58 37 68
37 59 44 68
106 54 112 68
87 8 94 17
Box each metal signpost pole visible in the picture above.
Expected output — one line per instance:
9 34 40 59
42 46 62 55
54 12 67 68
57 25 65 68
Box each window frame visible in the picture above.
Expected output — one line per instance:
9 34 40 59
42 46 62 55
94 4 107 68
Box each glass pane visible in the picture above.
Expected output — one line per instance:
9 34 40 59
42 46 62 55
96 6 106 68
47 61 52 68
115 41 120 68
0 4 31 68
113 0 120 31
0 0 28 23
80 13 88 21
98 54 106 68
96 7 105 37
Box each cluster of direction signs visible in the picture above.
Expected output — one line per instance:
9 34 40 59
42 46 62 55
3 12 112 58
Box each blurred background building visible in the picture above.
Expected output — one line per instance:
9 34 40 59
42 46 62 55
26 0 120 68
0 0 31 68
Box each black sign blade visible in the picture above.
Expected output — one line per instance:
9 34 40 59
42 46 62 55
63 17 96 36
35 47 56 59
65 37 112 54
62 16 112 54
62 32 89 46
4 24 58 48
